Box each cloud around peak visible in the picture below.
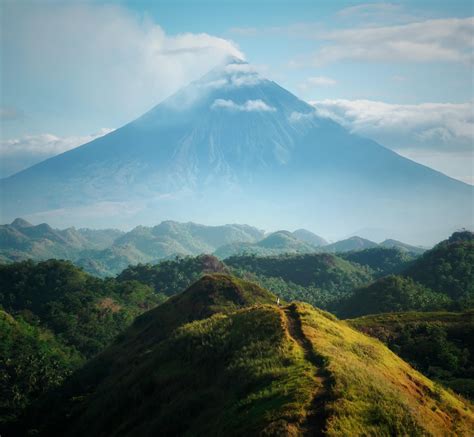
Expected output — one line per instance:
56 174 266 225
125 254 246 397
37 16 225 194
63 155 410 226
211 99 276 112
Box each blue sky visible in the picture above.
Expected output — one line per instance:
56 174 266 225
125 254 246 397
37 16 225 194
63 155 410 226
1 0 473 182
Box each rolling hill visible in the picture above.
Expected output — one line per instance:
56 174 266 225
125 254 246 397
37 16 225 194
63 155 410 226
321 236 379 253
0 218 123 263
214 230 318 258
403 230 474 304
12 275 474 436
0 218 265 276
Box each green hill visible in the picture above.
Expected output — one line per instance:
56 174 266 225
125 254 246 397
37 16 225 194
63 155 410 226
0 218 123 263
14 275 474 436
379 239 426 255
0 309 82 423
292 229 328 247
349 310 474 399
0 260 163 358
337 275 452 318
0 219 265 277
117 254 228 297
321 236 378 253
340 247 417 277
403 231 474 306
214 230 317 258
225 253 372 309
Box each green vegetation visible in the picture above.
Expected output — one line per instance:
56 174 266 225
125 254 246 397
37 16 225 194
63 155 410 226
340 247 416 277
350 310 474 399
13 275 474 436
226 253 373 309
321 236 378 253
117 254 227 296
2 231 473 434
404 231 473 307
0 260 163 358
0 219 265 277
0 310 82 423
0 218 123 264
214 230 318 258
337 275 452 318
0 259 165 425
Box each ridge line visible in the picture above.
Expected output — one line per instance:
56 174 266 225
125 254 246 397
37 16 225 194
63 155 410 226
282 303 332 437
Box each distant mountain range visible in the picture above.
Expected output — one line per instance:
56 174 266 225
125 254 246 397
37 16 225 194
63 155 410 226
1 57 471 245
0 218 425 276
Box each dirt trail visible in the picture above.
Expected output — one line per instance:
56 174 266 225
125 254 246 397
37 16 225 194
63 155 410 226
283 303 332 436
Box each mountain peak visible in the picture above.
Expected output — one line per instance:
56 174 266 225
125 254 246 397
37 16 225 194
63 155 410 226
1 59 471 243
11 217 33 228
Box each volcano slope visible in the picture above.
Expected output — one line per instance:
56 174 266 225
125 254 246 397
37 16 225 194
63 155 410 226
1 58 471 243
15 275 474 436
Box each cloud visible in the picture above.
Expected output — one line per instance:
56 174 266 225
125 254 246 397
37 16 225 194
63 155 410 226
211 99 276 112
0 129 114 178
310 99 473 153
2 3 244 130
312 17 474 65
307 98 473 184
298 76 337 93
336 3 418 25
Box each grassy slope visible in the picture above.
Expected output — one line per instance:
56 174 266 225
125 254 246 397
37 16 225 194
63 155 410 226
348 310 474 399
16 276 474 436
296 303 474 436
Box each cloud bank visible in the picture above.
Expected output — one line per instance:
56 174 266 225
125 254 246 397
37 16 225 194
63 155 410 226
314 17 474 65
311 99 473 152
0 129 114 178
311 99 473 184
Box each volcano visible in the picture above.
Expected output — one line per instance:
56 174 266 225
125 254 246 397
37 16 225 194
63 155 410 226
1 57 472 244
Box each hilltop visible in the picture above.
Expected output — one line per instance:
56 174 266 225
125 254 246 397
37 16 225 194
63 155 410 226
14 275 474 436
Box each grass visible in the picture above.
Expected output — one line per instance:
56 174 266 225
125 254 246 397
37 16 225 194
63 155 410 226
296 303 474 436
15 276 474 436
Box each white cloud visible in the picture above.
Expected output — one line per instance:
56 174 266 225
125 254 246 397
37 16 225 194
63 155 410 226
337 3 402 17
312 17 474 65
309 98 473 183
1 129 114 157
211 99 276 112
298 76 337 93
310 99 473 152
223 63 259 74
2 3 244 130
0 129 114 177
336 3 418 25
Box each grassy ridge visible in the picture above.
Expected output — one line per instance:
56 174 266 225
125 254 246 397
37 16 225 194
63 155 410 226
14 275 474 436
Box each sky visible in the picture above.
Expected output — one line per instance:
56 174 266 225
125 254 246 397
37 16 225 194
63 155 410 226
1 0 473 183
